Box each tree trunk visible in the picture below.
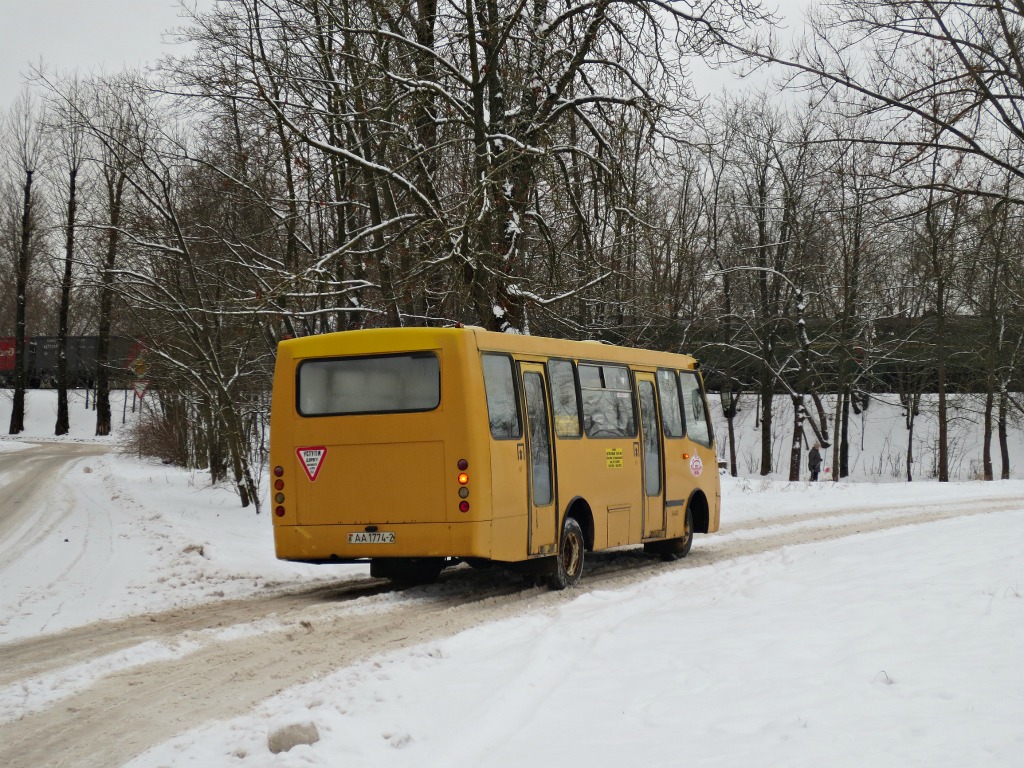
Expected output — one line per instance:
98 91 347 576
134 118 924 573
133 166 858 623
56 167 78 436
839 386 851 478
96 174 125 437
727 412 738 477
810 392 830 447
220 388 260 512
998 388 1010 480
759 364 773 475
789 395 804 481
906 405 915 482
982 387 994 481
937 351 949 482
8 168 33 436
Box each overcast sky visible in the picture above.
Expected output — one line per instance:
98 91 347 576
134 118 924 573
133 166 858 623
0 1 808 111
0 0 197 108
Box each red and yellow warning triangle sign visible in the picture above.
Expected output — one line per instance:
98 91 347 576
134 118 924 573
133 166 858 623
296 446 328 481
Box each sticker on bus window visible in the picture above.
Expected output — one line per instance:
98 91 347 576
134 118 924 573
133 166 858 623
297 446 328 481
690 455 704 477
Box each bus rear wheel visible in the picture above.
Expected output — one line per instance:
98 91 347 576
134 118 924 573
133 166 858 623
548 517 585 590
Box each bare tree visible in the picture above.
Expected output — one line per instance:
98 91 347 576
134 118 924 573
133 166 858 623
967 163 1024 480
715 96 822 477
43 75 90 435
5 90 46 435
178 0 772 334
84 91 268 510
810 110 895 480
744 1 1024 201
89 75 143 437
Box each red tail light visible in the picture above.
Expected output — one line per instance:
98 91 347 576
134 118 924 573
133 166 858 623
457 459 470 512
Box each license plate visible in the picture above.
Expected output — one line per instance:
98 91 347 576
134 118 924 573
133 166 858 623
347 531 396 544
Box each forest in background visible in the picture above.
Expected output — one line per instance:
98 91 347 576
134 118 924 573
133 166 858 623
2 0 1023 509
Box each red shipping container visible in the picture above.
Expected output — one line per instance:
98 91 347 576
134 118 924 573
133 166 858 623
0 338 15 373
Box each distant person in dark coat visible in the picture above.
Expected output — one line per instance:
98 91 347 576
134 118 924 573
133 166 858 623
809 442 823 481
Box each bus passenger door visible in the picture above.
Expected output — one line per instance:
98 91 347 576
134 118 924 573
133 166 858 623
520 364 558 555
636 373 665 538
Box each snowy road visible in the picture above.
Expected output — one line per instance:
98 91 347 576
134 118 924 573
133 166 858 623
0 442 108 570
1 484 1021 767
0 442 132 646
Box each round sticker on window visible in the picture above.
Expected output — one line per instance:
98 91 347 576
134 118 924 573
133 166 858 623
689 455 703 477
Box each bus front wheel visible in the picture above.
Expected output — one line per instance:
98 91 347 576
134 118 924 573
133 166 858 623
548 517 585 590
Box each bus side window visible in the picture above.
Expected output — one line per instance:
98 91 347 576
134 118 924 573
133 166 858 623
523 372 553 505
482 354 521 439
679 370 712 447
580 363 635 438
656 369 683 438
547 359 581 438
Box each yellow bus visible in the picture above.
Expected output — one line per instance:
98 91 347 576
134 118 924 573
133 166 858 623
269 327 720 588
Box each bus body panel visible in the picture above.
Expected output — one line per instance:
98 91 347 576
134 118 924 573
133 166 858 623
490 514 528 562
270 327 720 567
294 440 447 526
552 436 643 548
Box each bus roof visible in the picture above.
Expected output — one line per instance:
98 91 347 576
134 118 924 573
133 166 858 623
278 327 699 369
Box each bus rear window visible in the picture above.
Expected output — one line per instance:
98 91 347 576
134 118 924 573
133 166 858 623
297 353 440 416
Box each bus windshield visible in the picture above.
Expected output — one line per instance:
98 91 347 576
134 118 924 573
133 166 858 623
297 352 440 416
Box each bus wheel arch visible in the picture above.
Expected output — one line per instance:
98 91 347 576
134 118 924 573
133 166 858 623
648 507 693 561
562 497 594 551
647 489 707 562
688 490 710 534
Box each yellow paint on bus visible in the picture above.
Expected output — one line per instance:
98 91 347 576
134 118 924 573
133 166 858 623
269 327 720 588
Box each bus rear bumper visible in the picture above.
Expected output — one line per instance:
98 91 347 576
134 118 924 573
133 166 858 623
274 520 508 563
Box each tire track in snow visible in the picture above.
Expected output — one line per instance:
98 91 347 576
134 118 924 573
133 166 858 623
0 443 106 569
0 444 119 639
1 493 1021 768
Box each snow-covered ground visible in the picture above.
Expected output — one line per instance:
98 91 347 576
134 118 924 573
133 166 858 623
130 505 1024 768
0 390 360 644
0 389 1022 766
